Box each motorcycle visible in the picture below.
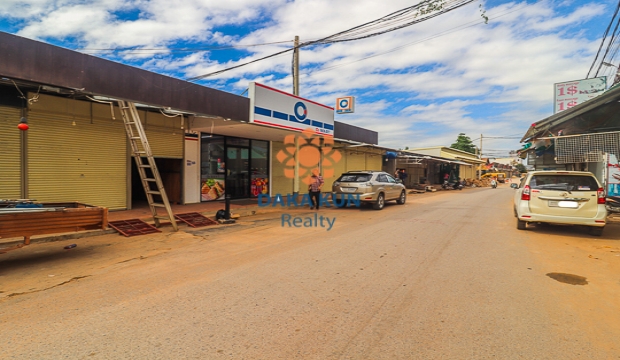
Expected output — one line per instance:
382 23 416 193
491 180 497 189
606 196 620 213
442 180 464 190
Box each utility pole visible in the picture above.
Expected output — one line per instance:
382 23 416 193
478 134 483 179
293 35 300 195
293 36 300 96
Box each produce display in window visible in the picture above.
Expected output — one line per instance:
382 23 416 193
201 179 225 201
251 178 268 197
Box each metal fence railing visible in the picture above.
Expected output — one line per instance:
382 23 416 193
555 132 620 164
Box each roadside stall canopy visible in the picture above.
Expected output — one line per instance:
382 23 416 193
398 152 473 165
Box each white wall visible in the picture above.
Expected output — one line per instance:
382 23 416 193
184 133 201 204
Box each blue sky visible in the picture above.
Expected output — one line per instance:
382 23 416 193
0 0 616 157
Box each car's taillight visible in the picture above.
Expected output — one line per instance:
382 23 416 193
521 185 531 201
598 187 606 204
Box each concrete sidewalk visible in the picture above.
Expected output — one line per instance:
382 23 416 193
1 190 443 251
0 198 275 251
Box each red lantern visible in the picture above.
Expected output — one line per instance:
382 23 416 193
17 117 28 131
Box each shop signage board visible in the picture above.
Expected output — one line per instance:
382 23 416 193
336 96 355 114
249 82 334 136
607 154 620 197
554 76 607 114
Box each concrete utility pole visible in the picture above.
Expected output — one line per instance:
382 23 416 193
479 134 483 179
293 36 300 195
293 36 300 96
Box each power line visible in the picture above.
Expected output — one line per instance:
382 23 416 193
185 0 475 81
192 0 539 84
77 40 294 54
587 0 620 78
297 0 542 78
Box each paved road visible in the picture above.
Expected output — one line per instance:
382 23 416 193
2 186 620 359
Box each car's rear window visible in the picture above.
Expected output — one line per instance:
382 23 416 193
338 174 372 182
529 175 599 191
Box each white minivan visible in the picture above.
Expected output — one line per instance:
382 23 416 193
513 171 607 236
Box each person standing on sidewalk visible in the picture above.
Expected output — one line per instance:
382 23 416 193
398 169 408 186
309 170 324 210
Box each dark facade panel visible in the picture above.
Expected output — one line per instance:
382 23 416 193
334 121 378 144
0 32 249 121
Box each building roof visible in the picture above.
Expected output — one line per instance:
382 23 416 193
409 146 484 163
0 31 248 121
521 84 620 142
400 150 475 166
0 31 378 144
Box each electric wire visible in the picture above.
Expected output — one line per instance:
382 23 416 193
77 40 294 54
185 0 474 81
587 0 620 78
200 0 539 84
296 0 537 78
596 10 620 78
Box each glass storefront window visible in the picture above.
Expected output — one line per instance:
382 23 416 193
226 146 250 199
200 135 270 201
200 135 226 201
226 137 250 147
251 140 269 197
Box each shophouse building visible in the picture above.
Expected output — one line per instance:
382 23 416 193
0 32 380 210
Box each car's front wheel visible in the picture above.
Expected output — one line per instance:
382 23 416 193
588 226 604 236
396 191 406 205
517 218 527 230
373 193 385 210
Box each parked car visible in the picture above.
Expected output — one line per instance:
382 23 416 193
512 171 607 236
332 170 406 210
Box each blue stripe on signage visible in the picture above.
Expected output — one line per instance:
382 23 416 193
255 106 332 132
255 106 272 116
273 111 289 121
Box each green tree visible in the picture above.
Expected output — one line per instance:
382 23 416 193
515 163 527 173
450 133 476 154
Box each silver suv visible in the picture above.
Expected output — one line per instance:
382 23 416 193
332 171 407 210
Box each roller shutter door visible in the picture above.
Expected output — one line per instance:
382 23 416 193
365 152 382 171
459 165 474 179
138 110 183 158
0 106 23 199
345 151 367 172
28 95 127 209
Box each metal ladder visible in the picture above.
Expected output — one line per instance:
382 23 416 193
117 100 178 231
